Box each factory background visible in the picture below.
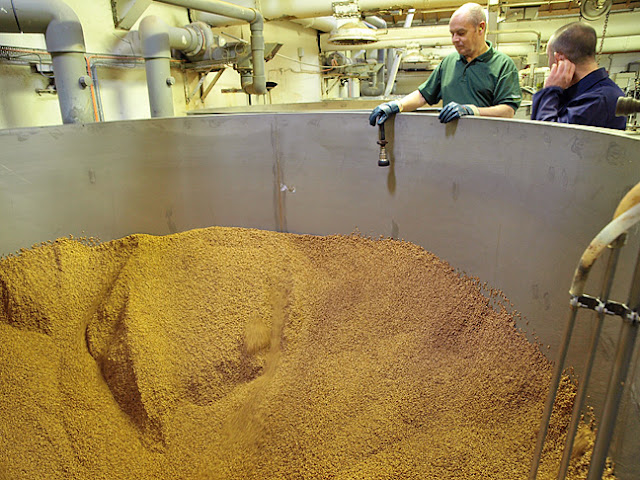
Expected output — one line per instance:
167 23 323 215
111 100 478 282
0 0 638 128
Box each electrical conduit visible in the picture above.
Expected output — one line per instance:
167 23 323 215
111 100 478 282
0 0 93 124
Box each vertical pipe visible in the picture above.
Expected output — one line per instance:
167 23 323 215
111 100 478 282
0 0 93 124
50 52 94 124
586 247 640 480
241 16 266 95
383 53 402 97
383 8 415 97
139 16 175 118
145 58 175 117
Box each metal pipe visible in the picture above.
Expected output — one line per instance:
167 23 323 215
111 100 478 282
241 16 265 95
586 247 640 480
383 52 402 97
0 0 93 124
383 8 414 98
361 65 384 96
495 29 541 52
529 200 640 480
556 239 624 480
364 16 387 30
528 305 580 480
259 0 462 20
613 182 640 219
139 16 192 117
190 0 255 27
321 20 640 53
155 0 266 95
291 16 337 33
570 203 640 297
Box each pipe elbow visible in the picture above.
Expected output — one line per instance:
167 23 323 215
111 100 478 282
249 9 262 27
243 10 266 95
241 71 267 95
8 0 85 53
139 15 172 59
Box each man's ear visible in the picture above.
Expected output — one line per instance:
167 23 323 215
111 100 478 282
554 52 567 62
478 21 486 34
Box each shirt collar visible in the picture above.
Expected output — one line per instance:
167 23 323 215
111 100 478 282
460 40 494 64
567 67 609 96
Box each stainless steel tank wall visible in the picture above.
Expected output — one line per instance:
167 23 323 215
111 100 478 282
0 113 639 478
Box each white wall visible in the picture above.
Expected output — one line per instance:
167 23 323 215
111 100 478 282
192 20 323 110
0 1 323 129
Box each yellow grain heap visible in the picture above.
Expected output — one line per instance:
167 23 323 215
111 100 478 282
0 227 614 479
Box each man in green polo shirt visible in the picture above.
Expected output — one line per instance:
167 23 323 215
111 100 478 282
369 2 522 125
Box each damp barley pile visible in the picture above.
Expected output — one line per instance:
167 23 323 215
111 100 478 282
0 227 614 479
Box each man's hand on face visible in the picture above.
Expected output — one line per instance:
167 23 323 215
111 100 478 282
544 57 575 90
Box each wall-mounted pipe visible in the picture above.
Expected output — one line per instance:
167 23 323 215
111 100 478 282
154 0 266 95
0 0 93 124
139 16 202 117
360 66 384 96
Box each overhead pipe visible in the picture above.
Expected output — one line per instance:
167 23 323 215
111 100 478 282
321 32 640 56
190 0 255 27
291 16 337 32
0 0 93 124
154 0 266 95
259 0 461 20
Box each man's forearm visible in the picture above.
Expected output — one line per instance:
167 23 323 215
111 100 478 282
398 90 428 112
476 104 516 118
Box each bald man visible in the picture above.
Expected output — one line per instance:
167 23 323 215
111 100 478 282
370 2 522 125
531 22 626 130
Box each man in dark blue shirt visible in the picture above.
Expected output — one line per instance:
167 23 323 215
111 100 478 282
531 22 626 130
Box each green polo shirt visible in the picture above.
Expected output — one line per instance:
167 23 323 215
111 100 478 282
418 41 522 111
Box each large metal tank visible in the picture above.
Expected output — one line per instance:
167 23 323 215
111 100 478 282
1 113 639 478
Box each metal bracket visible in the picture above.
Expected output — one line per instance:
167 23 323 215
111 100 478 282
570 294 638 324
332 0 360 18
187 67 224 104
111 0 152 30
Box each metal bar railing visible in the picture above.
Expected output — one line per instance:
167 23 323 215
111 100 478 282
529 182 640 480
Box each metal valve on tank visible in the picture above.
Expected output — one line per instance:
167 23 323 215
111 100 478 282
377 123 389 167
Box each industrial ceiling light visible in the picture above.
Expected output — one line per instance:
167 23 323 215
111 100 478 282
327 19 378 45
327 0 378 46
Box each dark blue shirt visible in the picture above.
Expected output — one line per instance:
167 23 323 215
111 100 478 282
531 68 626 130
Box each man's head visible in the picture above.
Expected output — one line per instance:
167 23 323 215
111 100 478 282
547 22 597 67
449 3 487 60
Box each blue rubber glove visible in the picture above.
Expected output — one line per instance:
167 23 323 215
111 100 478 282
369 101 402 126
438 101 476 123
